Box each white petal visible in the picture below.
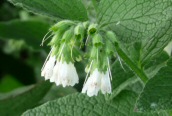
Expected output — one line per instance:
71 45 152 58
50 61 60 82
101 71 112 94
41 56 56 80
55 61 79 87
82 69 101 97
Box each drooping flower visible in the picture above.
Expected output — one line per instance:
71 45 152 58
41 20 83 87
51 61 79 87
41 20 115 96
82 69 102 97
41 55 56 80
82 68 112 97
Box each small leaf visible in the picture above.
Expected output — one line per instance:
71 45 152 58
0 81 52 116
8 0 88 21
136 58 172 111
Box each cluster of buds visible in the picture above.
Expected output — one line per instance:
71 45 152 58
41 20 117 97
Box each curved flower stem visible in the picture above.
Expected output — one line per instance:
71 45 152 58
114 42 148 84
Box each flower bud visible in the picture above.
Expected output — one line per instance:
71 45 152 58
74 23 85 40
48 30 63 46
50 20 74 32
92 33 103 47
88 24 98 35
61 27 74 43
106 31 118 43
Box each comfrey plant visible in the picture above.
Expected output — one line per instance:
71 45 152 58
41 20 117 97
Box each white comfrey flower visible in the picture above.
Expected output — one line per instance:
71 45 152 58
82 68 112 97
101 71 112 94
82 69 102 97
41 56 56 80
50 61 79 87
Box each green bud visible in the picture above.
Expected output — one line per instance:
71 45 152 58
88 23 98 35
106 31 118 43
92 33 103 47
50 20 75 32
74 23 85 40
61 27 74 43
105 40 114 55
48 30 64 46
90 46 98 59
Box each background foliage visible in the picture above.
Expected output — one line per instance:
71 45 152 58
0 0 172 116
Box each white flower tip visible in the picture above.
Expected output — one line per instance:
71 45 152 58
41 71 45 77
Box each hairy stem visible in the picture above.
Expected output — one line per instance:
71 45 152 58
114 42 148 83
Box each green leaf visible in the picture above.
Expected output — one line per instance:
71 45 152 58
98 0 172 69
98 0 172 43
0 81 52 116
136 58 172 111
23 91 169 116
8 0 88 21
0 20 50 49
144 51 170 78
0 75 23 92
22 91 138 116
40 85 77 104
109 51 170 99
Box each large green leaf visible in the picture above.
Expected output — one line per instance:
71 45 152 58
0 20 50 49
40 85 77 104
136 59 172 111
98 0 172 68
98 0 172 43
0 81 52 116
8 0 88 21
23 91 169 116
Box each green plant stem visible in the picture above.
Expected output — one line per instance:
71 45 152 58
108 77 139 100
114 42 148 84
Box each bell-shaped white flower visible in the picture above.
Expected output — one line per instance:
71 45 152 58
101 71 112 94
51 61 79 87
50 61 60 83
41 56 56 80
82 69 102 97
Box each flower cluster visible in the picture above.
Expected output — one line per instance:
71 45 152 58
41 20 116 97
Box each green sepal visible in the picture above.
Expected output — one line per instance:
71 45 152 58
72 47 82 62
90 46 97 59
51 46 59 57
74 23 85 40
61 44 73 63
48 30 64 46
92 33 103 47
106 31 118 43
61 27 74 43
88 23 98 35
50 20 75 32
105 40 115 56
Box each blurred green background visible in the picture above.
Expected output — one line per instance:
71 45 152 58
0 0 48 93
